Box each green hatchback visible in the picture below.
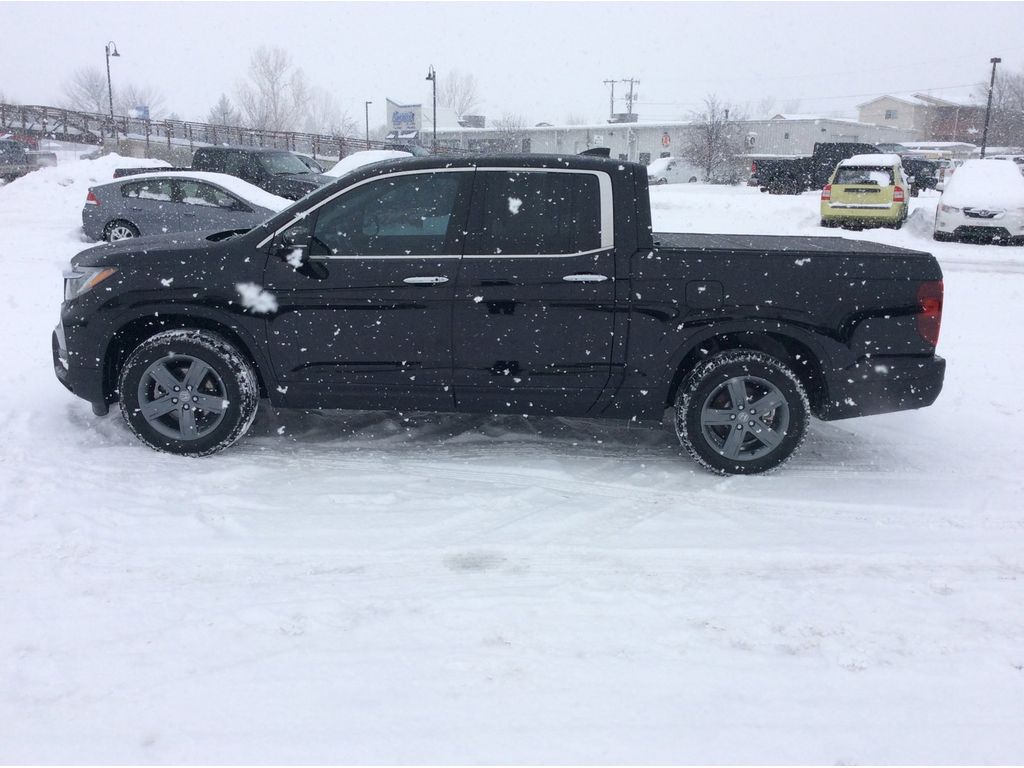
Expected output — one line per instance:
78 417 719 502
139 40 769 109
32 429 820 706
820 154 910 229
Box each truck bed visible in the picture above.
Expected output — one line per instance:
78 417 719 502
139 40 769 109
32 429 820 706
653 231 932 257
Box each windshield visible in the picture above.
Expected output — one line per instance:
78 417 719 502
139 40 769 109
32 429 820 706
258 152 315 176
835 166 894 186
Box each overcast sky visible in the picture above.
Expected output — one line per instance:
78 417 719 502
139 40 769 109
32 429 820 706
3 1 1024 127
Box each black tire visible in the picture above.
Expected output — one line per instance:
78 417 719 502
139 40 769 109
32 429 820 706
118 329 259 456
104 220 140 241
675 351 809 475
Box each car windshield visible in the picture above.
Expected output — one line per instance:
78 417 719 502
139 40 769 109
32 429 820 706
258 152 314 176
835 166 894 186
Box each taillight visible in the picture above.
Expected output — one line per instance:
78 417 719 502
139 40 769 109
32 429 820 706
893 186 905 203
916 280 943 347
85 190 99 206
751 161 758 174
821 184 832 201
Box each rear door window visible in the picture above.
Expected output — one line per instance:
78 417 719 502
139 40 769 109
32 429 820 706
122 179 174 201
835 166 895 186
467 171 602 255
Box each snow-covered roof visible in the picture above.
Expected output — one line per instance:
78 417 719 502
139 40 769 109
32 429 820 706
857 92 968 109
325 150 413 178
839 153 902 167
901 141 977 149
102 171 290 212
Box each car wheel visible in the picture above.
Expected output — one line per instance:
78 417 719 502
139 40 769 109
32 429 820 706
104 220 140 241
688 176 698 183
118 329 260 456
675 351 809 475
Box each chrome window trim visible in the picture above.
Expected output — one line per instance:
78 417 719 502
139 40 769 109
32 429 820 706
258 165 615 255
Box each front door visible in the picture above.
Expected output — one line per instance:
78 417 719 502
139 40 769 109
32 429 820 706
452 168 616 415
262 169 474 410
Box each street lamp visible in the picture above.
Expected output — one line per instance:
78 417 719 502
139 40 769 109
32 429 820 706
980 56 1002 159
425 65 437 153
104 41 120 140
364 100 372 148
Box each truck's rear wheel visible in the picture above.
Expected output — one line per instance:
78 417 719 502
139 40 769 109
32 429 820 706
675 351 809 474
118 330 259 456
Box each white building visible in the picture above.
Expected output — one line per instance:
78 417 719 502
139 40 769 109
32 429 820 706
430 114 917 163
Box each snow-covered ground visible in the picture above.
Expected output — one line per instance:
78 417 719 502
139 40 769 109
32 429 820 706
1 160 1022 763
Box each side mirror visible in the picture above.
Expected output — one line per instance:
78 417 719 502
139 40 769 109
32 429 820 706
277 223 312 266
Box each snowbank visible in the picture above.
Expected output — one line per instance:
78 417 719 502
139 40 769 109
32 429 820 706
325 149 412 177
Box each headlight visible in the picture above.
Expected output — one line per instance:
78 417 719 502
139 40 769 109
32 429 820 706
63 266 118 300
939 203 961 214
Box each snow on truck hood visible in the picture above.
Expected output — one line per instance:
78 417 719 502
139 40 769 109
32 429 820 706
104 171 291 212
940 159 1024 209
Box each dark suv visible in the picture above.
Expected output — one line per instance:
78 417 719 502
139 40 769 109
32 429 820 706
191 146 333 200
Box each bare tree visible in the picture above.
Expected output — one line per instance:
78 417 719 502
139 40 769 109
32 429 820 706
437 69 480 119
207 93 242 126
304 88 357 136
564 112 589 125
756 96 777 118
236 45 312 132
62 66 109 114
115 83 165 119
780 98 801 114
974 66 1024 146
491 112 528 152
682 95 745 183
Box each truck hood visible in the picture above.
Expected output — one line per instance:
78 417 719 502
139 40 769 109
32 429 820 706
71 231 233 269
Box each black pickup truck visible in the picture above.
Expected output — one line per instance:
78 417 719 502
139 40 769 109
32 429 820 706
114 146 333 200
54 154 945 474
752 142 940 196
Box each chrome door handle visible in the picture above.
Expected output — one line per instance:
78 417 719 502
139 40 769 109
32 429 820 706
403 276 449 285
562 273 608 282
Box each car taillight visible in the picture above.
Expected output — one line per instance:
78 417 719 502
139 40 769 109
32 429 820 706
916 280 943 347
821 184 832 201
85 190 99 206
893 186 905 203
751 161 758 174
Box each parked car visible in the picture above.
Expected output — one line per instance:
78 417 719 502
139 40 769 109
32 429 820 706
0 138 36 181
114 146 334 201
54 154 945 474
293 153 326 174
647 156 701 185
934 159 1024 244
820 154 910 229
751 142 882 194
325 149 413 178
81 171 289 242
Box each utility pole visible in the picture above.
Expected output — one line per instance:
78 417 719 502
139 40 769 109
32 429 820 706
104 41 120 140
980 56 1001 158
425 65 437 153
364 100 372 148
602 79 616 120
621 78 639 117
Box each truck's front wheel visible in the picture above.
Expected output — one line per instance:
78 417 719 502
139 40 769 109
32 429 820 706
675 351 809 474
118 330 260 456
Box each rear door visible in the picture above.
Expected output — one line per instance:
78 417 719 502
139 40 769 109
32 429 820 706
119 178 179 235
452 168 616 415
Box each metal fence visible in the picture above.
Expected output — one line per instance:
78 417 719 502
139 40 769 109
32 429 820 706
1 102 462 161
